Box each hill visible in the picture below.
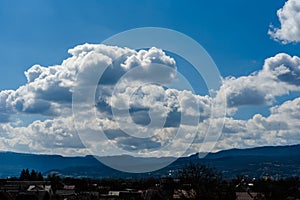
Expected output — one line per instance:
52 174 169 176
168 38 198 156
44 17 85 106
1 144 300 179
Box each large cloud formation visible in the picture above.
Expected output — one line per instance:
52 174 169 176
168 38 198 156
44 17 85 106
0 42 300 157
269 0 300 44
0 44 213 156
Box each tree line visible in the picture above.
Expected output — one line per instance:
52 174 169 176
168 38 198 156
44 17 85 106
19 168 43 181
15 163 300 200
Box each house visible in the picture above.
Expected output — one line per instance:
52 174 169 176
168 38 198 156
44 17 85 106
23 184 53 200
55 185 76 200
236 192 265 200
100 190 142 200
0 182 53 200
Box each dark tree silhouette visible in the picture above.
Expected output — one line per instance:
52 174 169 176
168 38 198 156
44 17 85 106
19 168 31 180
37 172 43 181
46 173 62 193
19 169 43 181
178 163 229 200
30 169 37 180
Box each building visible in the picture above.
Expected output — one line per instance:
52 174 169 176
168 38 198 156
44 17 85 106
0 181 53 200
236 192 265 200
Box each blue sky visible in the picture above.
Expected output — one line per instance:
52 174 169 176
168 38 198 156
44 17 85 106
1 0 299 90
0 0 300 157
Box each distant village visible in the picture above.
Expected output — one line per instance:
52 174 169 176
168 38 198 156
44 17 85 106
0 164 300 200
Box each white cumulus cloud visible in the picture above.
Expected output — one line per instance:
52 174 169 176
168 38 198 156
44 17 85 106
218 53 300 113
269 0 300 44
1 41 300 157
0 43 211 156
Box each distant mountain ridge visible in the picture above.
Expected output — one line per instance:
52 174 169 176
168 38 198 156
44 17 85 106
1 144 300 179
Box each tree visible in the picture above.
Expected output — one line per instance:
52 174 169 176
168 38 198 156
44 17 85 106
19 168 31 180
30 169 37 180
37 172 43 181
46 173 62 193
19 169 44 181
178 163 225 200
19 169 26 180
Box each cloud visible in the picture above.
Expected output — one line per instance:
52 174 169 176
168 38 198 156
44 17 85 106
1 44 176 118
210 97 300 152
263 53 300 86
82 51 300 156
268 0 300 44
0 43 209 156
1 41 300 157
0 90 14 123
218 53 300 111
0 117 87 155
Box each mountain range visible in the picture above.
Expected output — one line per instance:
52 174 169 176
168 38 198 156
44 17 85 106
1 144 299 179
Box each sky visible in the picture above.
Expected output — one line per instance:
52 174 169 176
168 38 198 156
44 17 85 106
0 0 300 158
